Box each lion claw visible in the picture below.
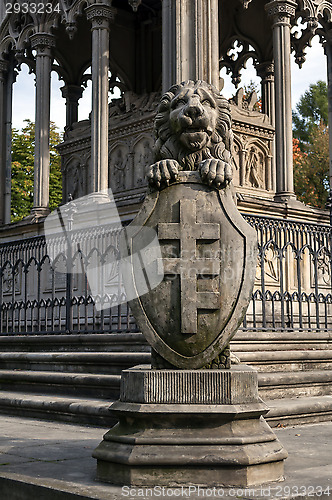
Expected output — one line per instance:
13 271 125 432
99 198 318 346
199 158 232 190
146 159 179 189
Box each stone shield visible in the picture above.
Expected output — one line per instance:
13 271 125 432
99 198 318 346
121 171 258 368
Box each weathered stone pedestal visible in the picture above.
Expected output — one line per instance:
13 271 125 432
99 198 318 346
93 365 288 487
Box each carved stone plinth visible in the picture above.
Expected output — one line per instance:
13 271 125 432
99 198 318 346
93 365 288 487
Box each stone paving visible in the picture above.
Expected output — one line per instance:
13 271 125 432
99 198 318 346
0 415 331 499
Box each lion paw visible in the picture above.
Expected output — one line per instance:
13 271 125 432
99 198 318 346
199 158 233 189
146 159 179 189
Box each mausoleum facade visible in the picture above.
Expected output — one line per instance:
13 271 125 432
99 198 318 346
0 0 331 335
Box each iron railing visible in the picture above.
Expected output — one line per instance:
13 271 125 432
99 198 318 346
0 214 331 334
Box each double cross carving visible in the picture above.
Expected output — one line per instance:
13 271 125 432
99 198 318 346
158 199 221 334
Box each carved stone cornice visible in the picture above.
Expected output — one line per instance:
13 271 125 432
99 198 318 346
30 33 56 55
265 0 297 26
232 121 275 140
85 4 116 30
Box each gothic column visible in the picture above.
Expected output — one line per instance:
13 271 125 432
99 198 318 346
256 61 276 192
61 85 84 128
0 59 8 224
256 62 275 123
324 36 332 214
0 58 14 224
86 2 116 194
30 33 56 217
266 0 297 201
162 0 219 91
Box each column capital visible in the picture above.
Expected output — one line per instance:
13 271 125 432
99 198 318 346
256 61 274 81
265 0 297 26
30 33 56 55
85 4 116 30
60 84 84 102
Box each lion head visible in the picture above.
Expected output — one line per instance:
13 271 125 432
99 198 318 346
154 80 233 171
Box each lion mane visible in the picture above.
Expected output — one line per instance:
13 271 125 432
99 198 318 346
154 80 233 171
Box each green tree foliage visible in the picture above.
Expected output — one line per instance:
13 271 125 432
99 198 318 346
293 125 329 208
293 81 328 146
11 120 62 222
292 81 329 209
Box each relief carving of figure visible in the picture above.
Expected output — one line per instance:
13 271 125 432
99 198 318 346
146 80 233 190
112 147 129 191
245 146 264 189
66 158 85 200
134 139 153 187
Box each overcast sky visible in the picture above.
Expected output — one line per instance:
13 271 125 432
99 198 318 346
12 36 327 133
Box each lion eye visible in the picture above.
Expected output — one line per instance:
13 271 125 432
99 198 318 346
202 99 213 107
174 98 186 108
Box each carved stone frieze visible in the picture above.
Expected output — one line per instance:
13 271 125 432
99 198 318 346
109 91 161 121
109 135 154 193
59 88 276 204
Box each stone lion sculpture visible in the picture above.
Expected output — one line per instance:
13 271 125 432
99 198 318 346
146 80 233 190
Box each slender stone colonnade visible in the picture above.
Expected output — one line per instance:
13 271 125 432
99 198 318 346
0 0 332 224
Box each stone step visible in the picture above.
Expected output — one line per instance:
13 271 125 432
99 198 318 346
258 370 332 399
0 333 148 352
0 352 151 374
238 350 332 371
236 331 332 341
266 395 332 427
0 390 330 429
232 342 332 352
0 370 120 399
0 391 115 426
232 331 332 352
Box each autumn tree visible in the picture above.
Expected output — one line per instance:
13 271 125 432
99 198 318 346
293 81 329 208
293 80 328 146
11 120 62 222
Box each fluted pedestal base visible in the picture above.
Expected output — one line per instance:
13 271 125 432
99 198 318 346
93 365 288 487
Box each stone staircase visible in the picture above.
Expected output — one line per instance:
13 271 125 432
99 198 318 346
0 333 150 426
0 330 331 427
232 330 332 426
